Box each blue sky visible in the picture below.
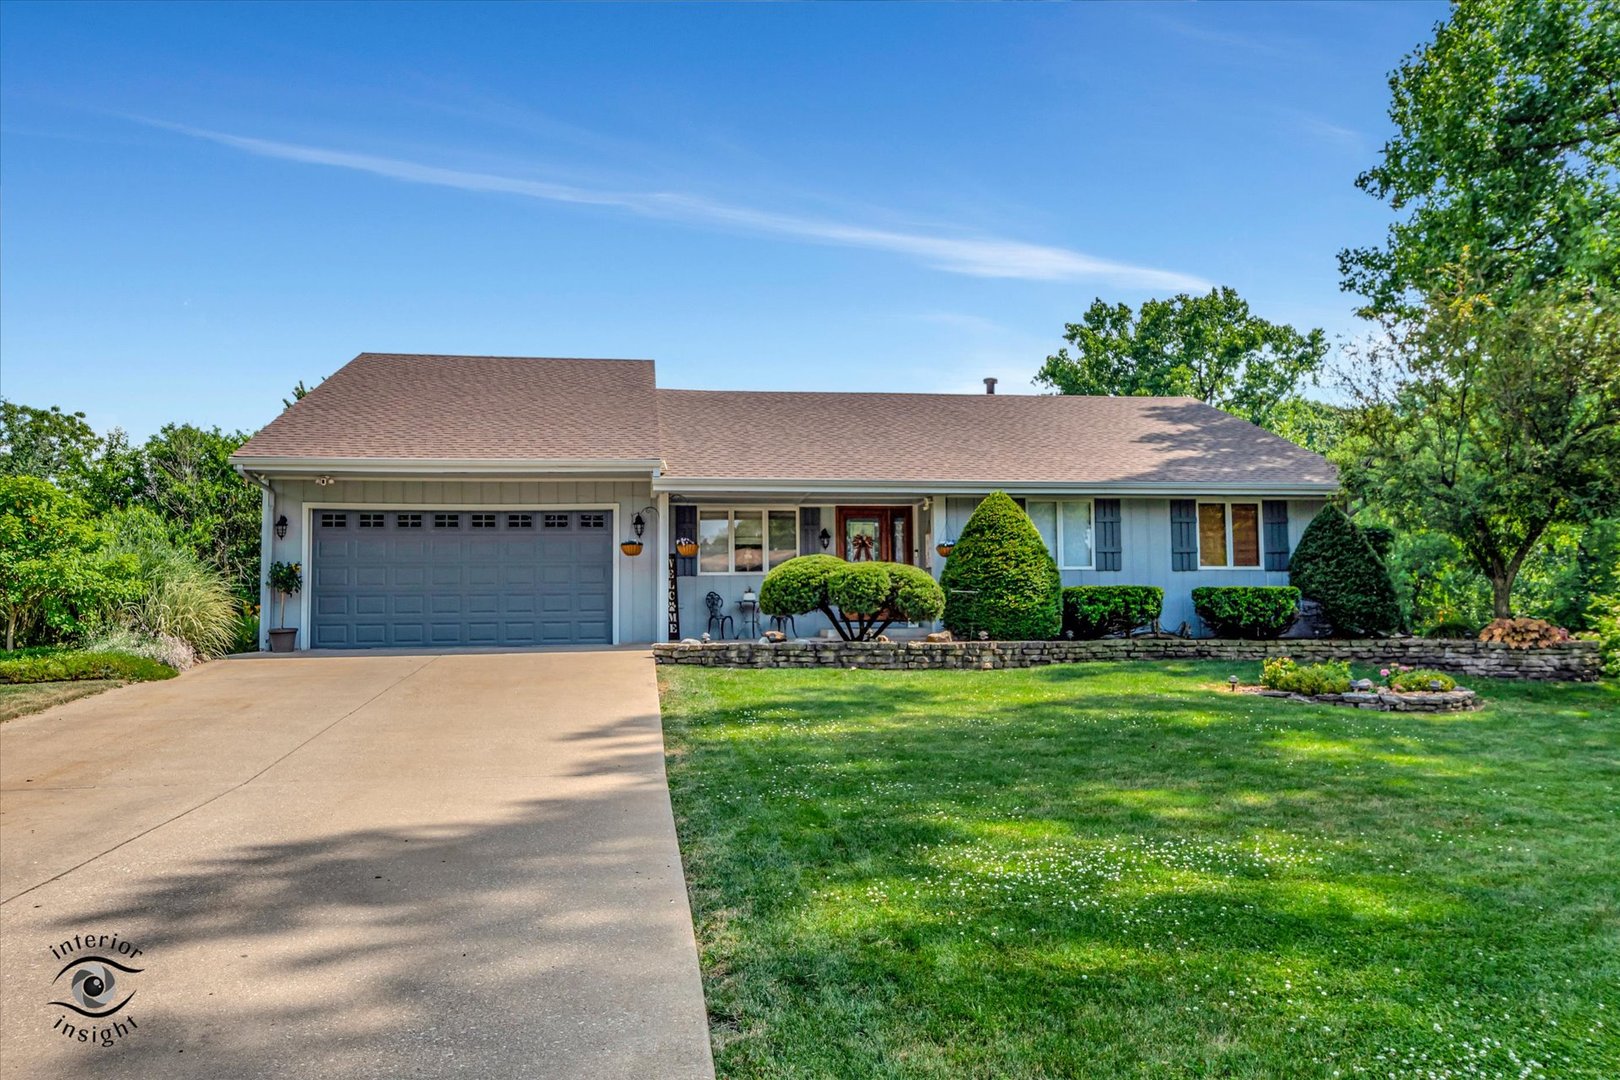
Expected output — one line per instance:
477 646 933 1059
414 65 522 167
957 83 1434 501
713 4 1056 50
0 1 1447 440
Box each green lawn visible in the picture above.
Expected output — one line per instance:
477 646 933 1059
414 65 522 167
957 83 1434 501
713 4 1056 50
658 662 1620 1079
0 678 124 721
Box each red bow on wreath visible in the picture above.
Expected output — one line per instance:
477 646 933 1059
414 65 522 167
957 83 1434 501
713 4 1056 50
849 533 875 561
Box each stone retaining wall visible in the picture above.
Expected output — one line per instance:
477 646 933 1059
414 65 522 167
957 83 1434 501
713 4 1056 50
1252 688 1481 712
652 637 1602 681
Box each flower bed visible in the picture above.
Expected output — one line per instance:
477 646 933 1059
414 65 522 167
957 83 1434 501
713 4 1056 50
1246 686 1480 712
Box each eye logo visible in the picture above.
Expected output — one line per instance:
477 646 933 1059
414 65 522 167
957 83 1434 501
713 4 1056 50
51 957 141 1018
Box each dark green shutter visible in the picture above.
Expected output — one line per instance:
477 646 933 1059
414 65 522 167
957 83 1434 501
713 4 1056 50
1095 499 1122 571
1263 501 1290 571
1170 499 1198 571
674 504 697 576
799 507 822 556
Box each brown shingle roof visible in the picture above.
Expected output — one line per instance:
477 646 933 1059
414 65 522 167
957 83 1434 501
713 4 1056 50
233 353 1336 489
655 389 1337 487
233 354 661 462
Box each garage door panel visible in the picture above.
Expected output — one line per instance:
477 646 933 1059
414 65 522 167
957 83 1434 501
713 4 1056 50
311 509 612 648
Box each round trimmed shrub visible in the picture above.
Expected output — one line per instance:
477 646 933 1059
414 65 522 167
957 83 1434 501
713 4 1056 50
1287 507 1401 636
1062 586 1163 639
759 556 944 640
1192 585 1300 639
940 492 1061 640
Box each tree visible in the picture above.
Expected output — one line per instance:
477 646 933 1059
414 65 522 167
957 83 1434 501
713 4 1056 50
940 492 1061 640
1035 287 1329 430
141 424 259 602
1341 0 1620 314
1342 278 1620 618
0 401 99 483
0 476 129 649
758 556 944 641
1288 506 1403 636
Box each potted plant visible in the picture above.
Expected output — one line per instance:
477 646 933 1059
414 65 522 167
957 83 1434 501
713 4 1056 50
620 540 644 556
267 560 302 652
935 539 955 558
675 536 699 557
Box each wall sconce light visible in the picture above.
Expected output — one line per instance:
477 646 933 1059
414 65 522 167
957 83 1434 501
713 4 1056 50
632 512 646 538
819 528 832 550
274 515 289 539
314 475 336 487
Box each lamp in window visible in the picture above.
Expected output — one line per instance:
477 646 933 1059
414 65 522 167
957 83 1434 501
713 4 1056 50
274 515 288 539
819 528 831 550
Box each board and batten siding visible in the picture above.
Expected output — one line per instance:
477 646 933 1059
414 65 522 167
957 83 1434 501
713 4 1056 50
262 476 659 647
942 496 1327 634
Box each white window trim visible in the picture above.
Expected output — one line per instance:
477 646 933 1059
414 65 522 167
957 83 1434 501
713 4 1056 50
1195 500 1263 570
696 507 800 576
1025 498 1095 571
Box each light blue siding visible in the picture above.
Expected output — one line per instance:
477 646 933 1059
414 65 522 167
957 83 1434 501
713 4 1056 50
941 495 1328 635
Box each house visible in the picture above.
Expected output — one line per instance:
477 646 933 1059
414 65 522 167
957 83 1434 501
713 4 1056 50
230 353 1338 649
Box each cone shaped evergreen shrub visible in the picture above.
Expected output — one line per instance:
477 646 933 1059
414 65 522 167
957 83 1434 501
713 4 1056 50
940 492 1061 640
1288 506 1402 636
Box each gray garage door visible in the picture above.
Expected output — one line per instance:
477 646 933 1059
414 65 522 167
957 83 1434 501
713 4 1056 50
309 509 613 648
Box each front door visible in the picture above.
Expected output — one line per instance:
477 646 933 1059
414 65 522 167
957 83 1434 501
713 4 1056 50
837 507 914 564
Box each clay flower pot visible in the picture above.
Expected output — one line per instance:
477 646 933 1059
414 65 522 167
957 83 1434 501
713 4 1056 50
268 628 297 653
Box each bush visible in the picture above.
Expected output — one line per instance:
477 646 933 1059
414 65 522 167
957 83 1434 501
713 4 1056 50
0 649 178 684
1061 586 1163 639
1387 668 1457 692
1478 617 1571 649
759 556 944 640
83 628 199 672
940 492 1061 640
102 507 238 657
1192 586 1300 639
1260 657 1352 695
1589 597 1620 677
1287 507 1402 636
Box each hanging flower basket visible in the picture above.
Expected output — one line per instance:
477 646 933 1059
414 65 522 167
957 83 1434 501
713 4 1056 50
675 538 699 557
936 541 955 558
620 541 644 557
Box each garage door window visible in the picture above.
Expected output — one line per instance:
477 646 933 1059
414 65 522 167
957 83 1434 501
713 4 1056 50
434 513 460 529
471 513 496 529
508 514 533 528
397 513 422 528
359 513 385 528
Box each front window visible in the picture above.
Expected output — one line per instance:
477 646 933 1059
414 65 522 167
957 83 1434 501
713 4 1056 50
1198 502 1261 568
699 509 799 573
1025 499 1093 569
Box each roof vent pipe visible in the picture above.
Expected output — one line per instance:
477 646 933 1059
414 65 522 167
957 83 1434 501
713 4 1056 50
983 377 997 395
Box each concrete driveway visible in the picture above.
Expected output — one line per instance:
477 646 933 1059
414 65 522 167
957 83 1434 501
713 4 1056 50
0 650 714 1079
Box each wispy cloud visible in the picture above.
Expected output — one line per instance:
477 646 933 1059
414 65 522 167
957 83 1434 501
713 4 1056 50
1287 112 1365 153
143 120 1209 291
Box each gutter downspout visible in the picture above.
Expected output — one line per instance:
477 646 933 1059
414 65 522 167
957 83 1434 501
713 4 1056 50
237 467 275 652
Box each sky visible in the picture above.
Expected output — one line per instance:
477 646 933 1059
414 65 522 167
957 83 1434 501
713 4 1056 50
0 0 1449 441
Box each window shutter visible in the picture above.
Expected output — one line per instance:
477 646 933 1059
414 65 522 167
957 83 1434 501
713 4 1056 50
798 507 821 556
1263 500 1290 571
1095 499 1122 571
1170 499 1198 571
674 504 698 577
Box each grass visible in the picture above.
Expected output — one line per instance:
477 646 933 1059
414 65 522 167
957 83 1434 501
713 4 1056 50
0 679 124 722
658 661 1620 1079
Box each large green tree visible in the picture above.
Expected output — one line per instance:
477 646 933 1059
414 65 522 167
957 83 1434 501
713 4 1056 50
141 424 259 602
0 476 131 650
1341 0 1620 313
1034 287 1329 431
0 401 100 483
1343 280 1620 617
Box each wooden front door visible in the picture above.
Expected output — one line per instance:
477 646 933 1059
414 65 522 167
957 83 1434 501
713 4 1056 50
837 507 914 564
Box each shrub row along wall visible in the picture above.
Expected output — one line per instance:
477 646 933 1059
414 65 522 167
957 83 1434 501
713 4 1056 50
652 638 1603 681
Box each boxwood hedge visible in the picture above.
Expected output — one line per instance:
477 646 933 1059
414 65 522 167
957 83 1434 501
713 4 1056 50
1191 586 1300 639
1061 586 1163 639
